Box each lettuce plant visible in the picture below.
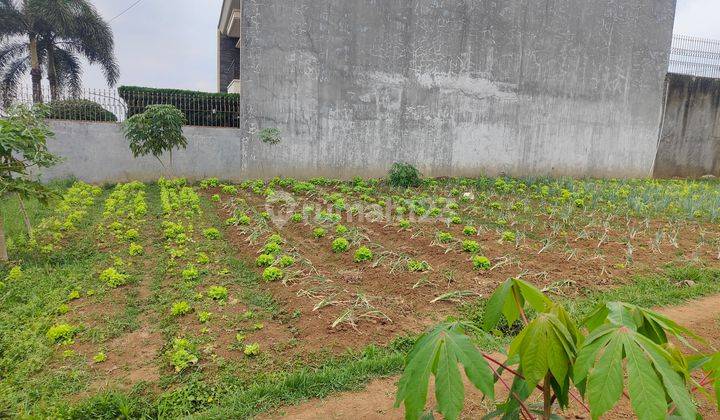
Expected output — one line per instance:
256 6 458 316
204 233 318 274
46 323 77 344
262 267 284 282
332 237 350 253
354 246 373 263
472 255 491 270
207 285 228 301
255 254 274 267
461 240 480 253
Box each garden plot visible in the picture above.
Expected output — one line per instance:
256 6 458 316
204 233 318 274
203 177 720 356
3 176 720 418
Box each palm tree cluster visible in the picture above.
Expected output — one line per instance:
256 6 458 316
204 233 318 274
0 0 118 104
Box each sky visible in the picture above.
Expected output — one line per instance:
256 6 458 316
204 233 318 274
35 0 720 92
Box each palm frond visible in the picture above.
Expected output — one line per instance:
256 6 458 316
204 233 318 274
52 47 81 96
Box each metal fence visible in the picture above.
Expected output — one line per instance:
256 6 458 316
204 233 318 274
669 34 720 78
1 84 242 127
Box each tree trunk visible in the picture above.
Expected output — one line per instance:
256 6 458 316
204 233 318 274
46 41 58 102
29 34 43 104
17 193 32 235
0 207 8 262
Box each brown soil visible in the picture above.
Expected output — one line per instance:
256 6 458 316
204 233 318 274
262 294 720 419
207 187 720 361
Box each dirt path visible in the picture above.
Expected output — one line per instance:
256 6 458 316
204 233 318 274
262 294 720 419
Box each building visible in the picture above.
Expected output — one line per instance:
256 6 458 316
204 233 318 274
218 0 676 178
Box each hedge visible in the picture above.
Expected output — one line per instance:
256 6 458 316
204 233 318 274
117 86 241 127
47 99 118 122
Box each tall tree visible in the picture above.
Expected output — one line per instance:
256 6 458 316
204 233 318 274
0 0 118 103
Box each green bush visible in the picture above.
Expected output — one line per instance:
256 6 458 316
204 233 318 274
388 162 422 188
47 99 118 122
118 86 240 127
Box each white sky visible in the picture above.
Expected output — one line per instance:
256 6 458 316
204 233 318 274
42 0 720 91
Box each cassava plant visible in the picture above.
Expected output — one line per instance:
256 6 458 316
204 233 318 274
396 277 719 419
0 105 60 261
123 104 187 166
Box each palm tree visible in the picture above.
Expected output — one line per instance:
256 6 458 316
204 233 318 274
0 0 118 103
0 0 43 103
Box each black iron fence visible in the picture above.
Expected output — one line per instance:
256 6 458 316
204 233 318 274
1 84 242 127
669 34 720 79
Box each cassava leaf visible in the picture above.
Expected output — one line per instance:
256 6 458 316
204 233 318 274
395 323 495 420
483 279 513 331
623 334 668 420
434 342 464 419
587 334 624 419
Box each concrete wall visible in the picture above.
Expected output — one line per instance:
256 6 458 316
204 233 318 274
653 74 720 178
237 0 675 178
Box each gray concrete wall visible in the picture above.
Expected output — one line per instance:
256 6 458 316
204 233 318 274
238 0 676 178
653 74 720 178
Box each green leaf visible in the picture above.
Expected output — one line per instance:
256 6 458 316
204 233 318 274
514 278 552 312
514 316 549 388
434 342 464 420
622 334 668 420
587 334 624 419
483 279 513 331
395 323 495 420
635 335 697 419
445 327 495 398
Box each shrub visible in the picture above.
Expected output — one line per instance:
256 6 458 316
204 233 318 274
47 99 117 122
47 323 77 344
171 301 192 316
388 162 422 188
262 267 284 282
207 286 228 301
259 127 281 145
472 255 491 270
354 246 374 263
332 237 350 253
119 85 240 127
